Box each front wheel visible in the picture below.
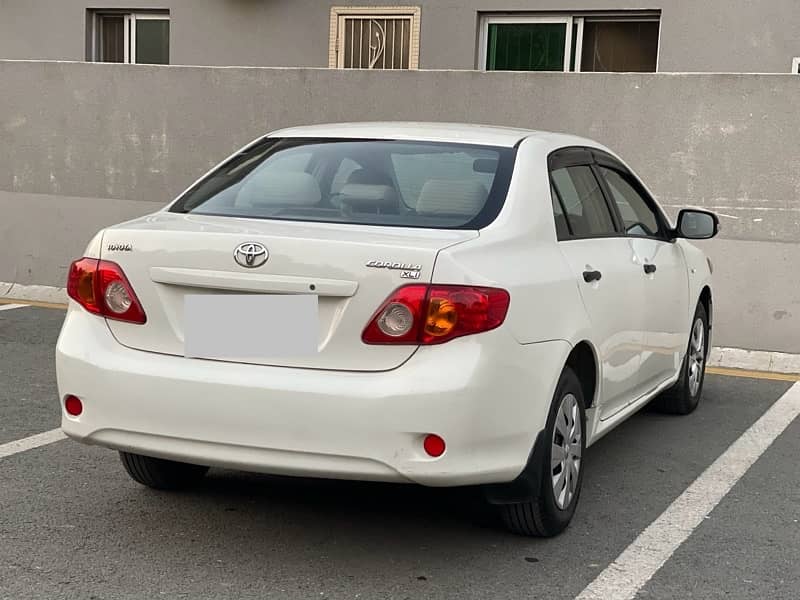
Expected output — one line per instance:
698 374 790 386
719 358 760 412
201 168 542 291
119 452 209 490
499 366 586 537
652 302 709 415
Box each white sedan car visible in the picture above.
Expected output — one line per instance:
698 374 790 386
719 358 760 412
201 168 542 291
57 122 718 536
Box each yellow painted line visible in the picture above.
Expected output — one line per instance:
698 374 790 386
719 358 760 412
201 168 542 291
0 298 67 310
707 366 800 382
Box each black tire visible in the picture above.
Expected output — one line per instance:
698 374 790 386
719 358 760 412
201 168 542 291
652 302 709 415
500 366 586 537
119 452 209 490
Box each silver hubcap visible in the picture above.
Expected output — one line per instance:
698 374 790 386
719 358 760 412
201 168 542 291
688 318 706 397
551 393 582 510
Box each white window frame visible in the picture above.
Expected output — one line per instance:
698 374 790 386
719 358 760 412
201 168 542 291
92 11 170 64
479 15 574 72
793 57 800 74
478 13 660 72
329 6 421 69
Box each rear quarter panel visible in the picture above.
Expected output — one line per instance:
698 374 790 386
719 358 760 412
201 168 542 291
432 136 592 347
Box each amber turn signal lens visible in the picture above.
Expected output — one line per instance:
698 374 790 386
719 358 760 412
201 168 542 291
425 297 458 337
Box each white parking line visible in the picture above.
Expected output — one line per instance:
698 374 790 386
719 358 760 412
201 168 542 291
0 428 66 459
575 381 800 600
0 303 28 311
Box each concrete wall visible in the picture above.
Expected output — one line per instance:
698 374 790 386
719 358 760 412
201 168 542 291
1 61 798 352
1 0 800 72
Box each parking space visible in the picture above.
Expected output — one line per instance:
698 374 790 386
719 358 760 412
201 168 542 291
1 304 798 600
643 416 800 600
0 306 63 444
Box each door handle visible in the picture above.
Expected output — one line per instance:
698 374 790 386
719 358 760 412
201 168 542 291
582 270 602 283
643 263 657 274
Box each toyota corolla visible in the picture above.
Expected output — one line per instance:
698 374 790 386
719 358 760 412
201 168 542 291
56 122 718 536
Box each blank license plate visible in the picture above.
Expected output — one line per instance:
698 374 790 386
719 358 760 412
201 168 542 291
184 294 318 360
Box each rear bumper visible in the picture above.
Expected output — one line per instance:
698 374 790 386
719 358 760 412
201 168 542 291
56 305 571 486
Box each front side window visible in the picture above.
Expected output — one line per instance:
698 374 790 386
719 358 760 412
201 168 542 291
551 166 616 237
170 139 515 230
92 11 169 64
481 12 659 72
599 167 663 238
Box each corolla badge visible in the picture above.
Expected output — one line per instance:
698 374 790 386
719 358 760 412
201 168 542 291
366 260 423 280
234 242 269 268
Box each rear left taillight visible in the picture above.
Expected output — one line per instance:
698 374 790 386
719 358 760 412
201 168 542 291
67 258 147 324
362 284 510 345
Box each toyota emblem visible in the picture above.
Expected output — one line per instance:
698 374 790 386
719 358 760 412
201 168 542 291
233 242 269 268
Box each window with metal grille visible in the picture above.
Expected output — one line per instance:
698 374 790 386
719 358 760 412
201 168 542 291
329 7 421 69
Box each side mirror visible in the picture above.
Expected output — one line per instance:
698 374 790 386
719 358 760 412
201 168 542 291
675 209 719 240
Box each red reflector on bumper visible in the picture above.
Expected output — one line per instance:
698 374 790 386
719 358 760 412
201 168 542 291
423 434 446 458
64 395 83 416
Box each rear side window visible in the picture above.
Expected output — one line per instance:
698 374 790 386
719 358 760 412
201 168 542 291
551 166 616 237
170 138 516 230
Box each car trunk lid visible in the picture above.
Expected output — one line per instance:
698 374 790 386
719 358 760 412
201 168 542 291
101 212 477 371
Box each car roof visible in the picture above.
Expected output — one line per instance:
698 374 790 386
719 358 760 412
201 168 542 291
268 122 593 149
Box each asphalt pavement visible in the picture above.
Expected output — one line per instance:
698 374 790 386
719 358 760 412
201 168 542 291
1 305 798 600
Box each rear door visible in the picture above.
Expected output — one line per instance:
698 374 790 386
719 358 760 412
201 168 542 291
549 149 646 419
594 156 690 391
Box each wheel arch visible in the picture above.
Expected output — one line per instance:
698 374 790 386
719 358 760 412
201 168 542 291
699 285 713 331
484 340 598 506
565 340 599 408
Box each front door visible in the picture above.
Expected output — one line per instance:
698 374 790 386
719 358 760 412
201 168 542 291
595 163 691 393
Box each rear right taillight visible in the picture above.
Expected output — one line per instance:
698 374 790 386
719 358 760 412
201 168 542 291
67 258 147 324
362 284 510 345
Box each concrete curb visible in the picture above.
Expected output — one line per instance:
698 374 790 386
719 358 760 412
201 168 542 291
708 347 800 375
0 281 67 304
2 281 799 375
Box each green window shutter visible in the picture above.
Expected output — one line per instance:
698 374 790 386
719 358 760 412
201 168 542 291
486 23 567 71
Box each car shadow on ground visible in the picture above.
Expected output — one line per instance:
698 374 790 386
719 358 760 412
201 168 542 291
114 375 790 547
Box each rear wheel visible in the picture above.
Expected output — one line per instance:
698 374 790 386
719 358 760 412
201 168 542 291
500 367 586 537
652 302 708 415
119 452 209 490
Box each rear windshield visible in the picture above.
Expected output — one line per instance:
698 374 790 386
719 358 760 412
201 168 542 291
169 138 516 229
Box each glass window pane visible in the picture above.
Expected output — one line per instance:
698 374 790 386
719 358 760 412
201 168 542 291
135 19 169 64
391 149 497 209
99 15 124 63
171 139 515 230
487 23 566 71
581 20 659 72
551 185 571 239
600 167 662 237
331 158 362 194
551 166 616 236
